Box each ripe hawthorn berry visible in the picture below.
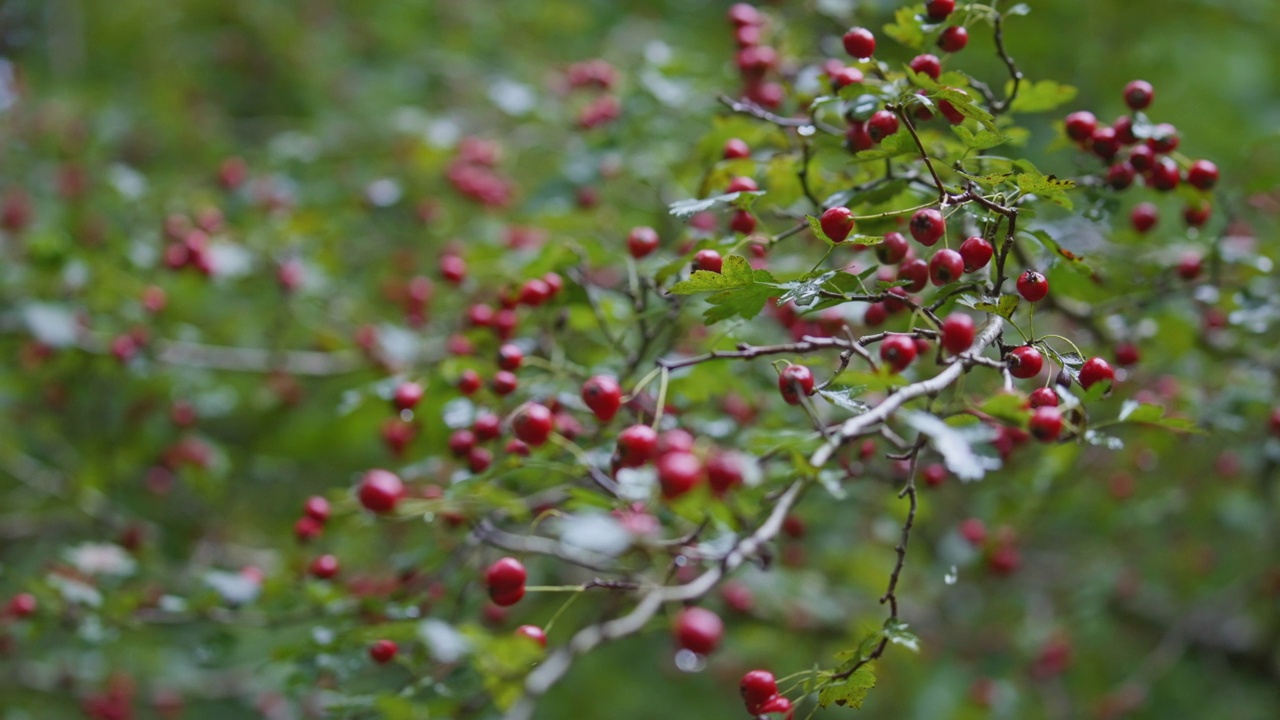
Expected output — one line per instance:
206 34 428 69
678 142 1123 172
1177 252 1203 280
497 343 524 371
863 302 888 326
303 496 330 523
440 255 466 283
1131 203 1158 233
1078 357 1115 391
616 424 659 468
1146 124 1179 154
929 248 964 286
846 120 874 151
727 2 761 27
516 625 548 647
1028 387 1059 408
757 695 793 715
723 138 751 159
1064 111 1097 143
1148 157 1180 191
922 463 947 486
880 334 918 372
1006 346 1044 379
458 369 482 395
940 313 975 354
658 429 697 455
706 452 744 494
1128 144 1155 172
1123 79 1154 110
627 226 660 259
449 429 476 457
469 446 493 473
909 208 946 246
959 518 987 545
740 670 779 714
958 235 993 272
694 249 723 273
1115 343 1141 367
867 110 900 143
1029 406 1064 441
830 66 863 89
486 557 528 607
777 364 815 405
898 258 929 293
673 606 724 655
512 403 554 446
937 26 968 53
819 206 856 242
473 412 502 440
369 640 398 664
1183 202 1211 228
1092 126 1121 160
490 370 519 396
926 0 956 21
1187 160 1219 190
1113 115 1137 144
657 451 704 499
393 381 424 411
358 469 404 514
310 554 339 579
876 231 909 264
729 209 757 235
842 27 876 58
8 593 37 618
581 375 623 422
725 176 759 193
1107 162 1137 190
1016 270 1049 302
909 54 942 80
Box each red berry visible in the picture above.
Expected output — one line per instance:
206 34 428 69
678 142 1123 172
1131 203 1158 233
864 301 888 326
957 236 993 272
867 110 900 143
542 272 564 297
959 518 986 545
627 226 660 259
880 334 918 372
440 255 467 283
910 54 942 80
1092 126 1120 160
1063 111 1097 143
519 279 552 307
1107 162 1136 190
657 451 704 499
926 0 956 20
8 592 37 618
937 25 968 53
694 249 723 273
468 446 493 473
658 429 696 455
929 248 964 286
1270 408 1280 438
490 370 519 396
1187 160 1219 191
922 463 947 486
516 625 547 647
819 206 857 243
1146 123 1179 154
310 554 340 579
358 469 404 514
581 375 623 422
1176 252 1203 280
1128 144 1155 172
673 606 724 655
1028 387 1059 409
1078 357 1115 392
909 208 946 246
729 209 757 235
497 343 524 371
778 364 815 405
740 670 779 714
988 544 1020 575
1006 346 1044 379
846 120 874 151
485 557 527 606
458 369 482 395
1016 270 1049 302
706 452 744 494
393 381 424 411
757 695 793 716
1115 343 1141 367
1148 157 1180 191
842 27 876 58
1113 115 1137 144
1029 406 1063 441
830 66 863 89
1123 80 1154 110
727 3 762 27
1183 201 1211 228
940 313 976 354
304 496 331 523
616 424 659 468
512 403 554 446
449 429 477 457
369 639 398 664
473 413 502 441
725 176 759 193
723 138 751 160
898 258 929 292
870 233 907 266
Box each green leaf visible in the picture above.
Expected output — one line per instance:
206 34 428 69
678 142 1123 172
952 125 1011 150
776 270 837 308
851 131 917 161
1014 169 1076 208
668 191 765 219
1116 401 1203 433
958 170 1015 188
818 665 877 709
883 618 920 653
884 6 925 49
959 293 1019 320
669 255 778 324
979 392 1032 425
1008 80 1078 113
1024 229 1091 271
930 87 997 131
818 385 869 414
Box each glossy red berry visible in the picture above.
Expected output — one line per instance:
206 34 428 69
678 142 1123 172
8 592 37 618
876 231 909 264
729 209 757 235
392 381 424 411
909 208 946 246
358 469 404 514
957 236 993 272
581 375 623 422
1176 252 1203 280
1183 201 1211 228
725 176 759 193
880 334 918 372
926 0 956 20
1148 157 1180 191
512 403 554 446
473 412 502 441
1064 111 1097 143
778 364 815 405
468 446 493 473
440 255 467 283
1115 343 1141 367
673 606 724 655
1028 387 1059 409
1029 407 1063 442
940 313 976 354
627 226 660 259
910 54 942 79
658 429 696 455
1128 144 1155 172
448 429 476 458
458 369 482 395
898 258 929 292
842 27 876 58
1146 124 1179 154
1078 357 1115 391
1131 203 1158 233
846 120 874 151
303 496 331 523
922 463 947 486
929 248 964 286
740 670 779 714
867 110 900 143
657 451 703 499
1107 162 1136 190
723 138 751 160
819 206 856 243
490 370 519 396
485 557 527 606
937 25 968 53
516 625 547 647
496 344 524 371
1123 80 1154 110
864 301 888 326
1006 346 1044 379
706 452 744 494
1091 126 1120 160
616 424 659 468
694 249 723 273
310 554 339 579
830 66 864 89
1187 160 1219 191
1016 270 1049 302
369 639 398 664
959 518 986 545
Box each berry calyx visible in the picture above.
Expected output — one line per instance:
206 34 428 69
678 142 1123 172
581 375 623 422
880 334 918 373
1078 357 1115 392
369 640 398 664
627 226 660 259
512 403 554 446
358 469 405 514
1028 387 1059 409
740 670 779 714
392 381 424 411
777 364 815 405
929 248 964 286
1123 80 1154 110
673 606 724 655
819 206 856 243
842 27 876 59
909 208 946 246
1029 406 1064 441
937 25 968 53
616 424 659 468
958 236 993 272
1006 346 1044 379
486 557 528 606
1187 160 1219 191
940 313 976 355
1016 270 1049 302
516 625 548 647
656 451 704 500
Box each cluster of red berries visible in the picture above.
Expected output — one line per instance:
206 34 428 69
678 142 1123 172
293 494 332 543
160 209 222 276
563 58 622 129
729 3 785 110
740 670 793 718
445 136 515 207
